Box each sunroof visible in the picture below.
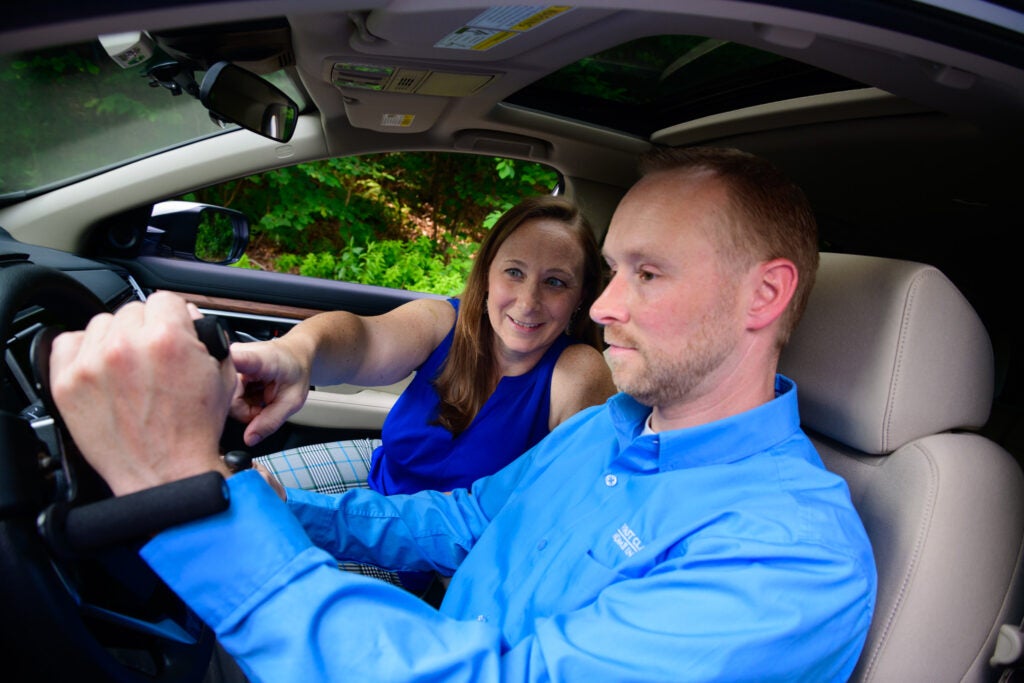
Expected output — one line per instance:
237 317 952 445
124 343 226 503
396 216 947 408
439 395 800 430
504 34 866 138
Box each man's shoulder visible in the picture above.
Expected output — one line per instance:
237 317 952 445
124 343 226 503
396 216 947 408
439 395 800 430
547 397 617 437
526 398 620 462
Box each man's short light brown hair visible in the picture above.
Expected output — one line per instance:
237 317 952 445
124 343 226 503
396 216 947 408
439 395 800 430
638 146 819 347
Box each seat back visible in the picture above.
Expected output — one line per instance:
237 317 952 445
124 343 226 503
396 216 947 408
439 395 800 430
779 253 1024 682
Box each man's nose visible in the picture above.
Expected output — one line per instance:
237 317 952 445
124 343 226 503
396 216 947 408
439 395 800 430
590 273 626 324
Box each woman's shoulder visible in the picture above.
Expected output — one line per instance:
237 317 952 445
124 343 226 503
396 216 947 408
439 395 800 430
403 296 458 326
555 341 608 369
390 297 457 360
549 343 616 427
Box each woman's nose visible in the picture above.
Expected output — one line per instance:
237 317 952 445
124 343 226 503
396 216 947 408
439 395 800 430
519 282 542 309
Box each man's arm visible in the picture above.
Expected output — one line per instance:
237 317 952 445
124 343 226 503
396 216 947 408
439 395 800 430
279 434 541 574
143 470 873 683
142 471 510 682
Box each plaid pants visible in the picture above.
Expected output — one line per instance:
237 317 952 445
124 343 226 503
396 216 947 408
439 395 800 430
255 438 380 494
255 439 403 586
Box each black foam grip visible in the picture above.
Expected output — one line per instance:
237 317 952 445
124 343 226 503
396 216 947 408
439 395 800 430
193 317 231 361
63 471 229 553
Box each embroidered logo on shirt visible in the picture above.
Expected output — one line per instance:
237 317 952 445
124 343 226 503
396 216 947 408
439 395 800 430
613 523 645 557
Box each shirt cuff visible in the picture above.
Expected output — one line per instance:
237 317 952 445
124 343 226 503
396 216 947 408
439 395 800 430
141 469 334 628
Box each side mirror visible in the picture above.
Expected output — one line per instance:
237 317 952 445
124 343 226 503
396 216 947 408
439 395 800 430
199 61 298 142
146 201 249 264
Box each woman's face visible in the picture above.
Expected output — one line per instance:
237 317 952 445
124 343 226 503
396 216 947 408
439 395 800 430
486 218 586 375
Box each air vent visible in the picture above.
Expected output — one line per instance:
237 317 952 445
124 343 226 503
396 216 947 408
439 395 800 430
275 51 295 69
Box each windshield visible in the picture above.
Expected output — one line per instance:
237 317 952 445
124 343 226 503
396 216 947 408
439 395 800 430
0 40 304 200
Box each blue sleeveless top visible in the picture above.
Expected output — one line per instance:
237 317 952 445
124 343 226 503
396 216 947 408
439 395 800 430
368 298 572 495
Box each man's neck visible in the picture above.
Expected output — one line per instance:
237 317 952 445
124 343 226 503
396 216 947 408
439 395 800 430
649 368 777 433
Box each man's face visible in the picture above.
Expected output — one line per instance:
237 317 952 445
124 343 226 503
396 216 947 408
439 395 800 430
590 171 745 408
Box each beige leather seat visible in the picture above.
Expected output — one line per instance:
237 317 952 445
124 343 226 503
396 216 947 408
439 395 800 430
779 252 1024 682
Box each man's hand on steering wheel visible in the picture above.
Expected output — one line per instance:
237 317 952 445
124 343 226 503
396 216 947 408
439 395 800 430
48 292 236 497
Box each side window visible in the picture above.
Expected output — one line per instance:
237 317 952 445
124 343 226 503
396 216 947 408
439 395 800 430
176 152 560 296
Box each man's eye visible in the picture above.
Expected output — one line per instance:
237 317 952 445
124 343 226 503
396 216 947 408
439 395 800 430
638 269 656 282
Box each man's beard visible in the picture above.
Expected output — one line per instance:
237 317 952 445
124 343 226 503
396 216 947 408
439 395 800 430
606 301 737 408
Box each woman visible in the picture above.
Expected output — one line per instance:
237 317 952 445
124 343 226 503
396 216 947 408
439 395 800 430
230 195 615 500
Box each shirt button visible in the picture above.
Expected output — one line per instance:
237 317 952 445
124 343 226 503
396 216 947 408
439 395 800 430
477 615 488 623
605 474 618 487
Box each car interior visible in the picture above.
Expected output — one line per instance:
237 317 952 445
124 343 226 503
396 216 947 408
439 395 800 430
780 253 1024 681
2 2 1024 681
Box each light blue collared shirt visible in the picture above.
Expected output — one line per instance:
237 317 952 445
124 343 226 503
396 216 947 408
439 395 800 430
142 375 876 682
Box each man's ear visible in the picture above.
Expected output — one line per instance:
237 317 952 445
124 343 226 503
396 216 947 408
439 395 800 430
746 258 798 331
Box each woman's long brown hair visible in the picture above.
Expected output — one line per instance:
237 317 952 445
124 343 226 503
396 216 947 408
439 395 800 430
433 195 604 435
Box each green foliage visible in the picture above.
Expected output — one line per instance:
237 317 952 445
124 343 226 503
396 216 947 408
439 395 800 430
297 252 338 280
359 237 476 295
85 92 155 119
230 254 260 270
185 152 557 295
273 253 302 273
194 211 236 262
1 44 217 194
277 238 477 296
332 238 366 283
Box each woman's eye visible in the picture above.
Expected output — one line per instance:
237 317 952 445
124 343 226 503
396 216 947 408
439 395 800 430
545 277 568 288
505 268 523 278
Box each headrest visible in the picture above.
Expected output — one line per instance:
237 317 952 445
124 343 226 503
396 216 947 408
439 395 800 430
779 253 993 454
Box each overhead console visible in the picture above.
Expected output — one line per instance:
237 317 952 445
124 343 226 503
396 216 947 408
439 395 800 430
319 6 617 134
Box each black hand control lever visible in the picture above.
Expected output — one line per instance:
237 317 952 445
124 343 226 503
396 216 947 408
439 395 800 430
223 450 254 473
31 316 237 557
39 471 230 559
193 316 231 361
30 317 233 414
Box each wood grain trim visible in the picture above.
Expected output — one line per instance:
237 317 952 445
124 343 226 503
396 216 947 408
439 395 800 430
164 291 324 320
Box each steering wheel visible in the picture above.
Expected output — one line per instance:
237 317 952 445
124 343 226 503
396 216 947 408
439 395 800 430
0 263 215 682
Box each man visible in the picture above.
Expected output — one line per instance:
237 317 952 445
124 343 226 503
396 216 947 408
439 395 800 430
50 147 876 682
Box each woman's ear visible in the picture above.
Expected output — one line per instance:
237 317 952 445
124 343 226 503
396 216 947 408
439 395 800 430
746 258 798 331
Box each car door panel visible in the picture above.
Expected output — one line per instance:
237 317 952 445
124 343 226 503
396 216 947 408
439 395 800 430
122 256 433 314
116 255 433 450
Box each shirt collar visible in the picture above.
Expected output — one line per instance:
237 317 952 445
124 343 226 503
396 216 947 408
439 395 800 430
608 375 802 472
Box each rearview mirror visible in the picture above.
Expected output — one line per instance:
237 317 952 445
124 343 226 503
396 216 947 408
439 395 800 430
199 61 298 142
